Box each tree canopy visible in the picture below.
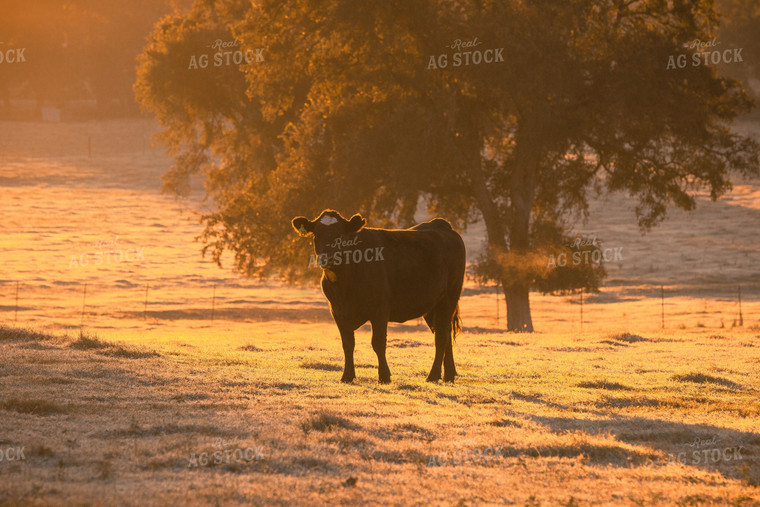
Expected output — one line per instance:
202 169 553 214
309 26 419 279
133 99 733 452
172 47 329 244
136 0 759 331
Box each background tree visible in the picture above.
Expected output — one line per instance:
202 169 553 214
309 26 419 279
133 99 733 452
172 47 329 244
716 0 760 88
0 0 187 119
136 0 759 332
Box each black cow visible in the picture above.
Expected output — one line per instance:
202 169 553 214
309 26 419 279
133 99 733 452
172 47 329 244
292 209 465 383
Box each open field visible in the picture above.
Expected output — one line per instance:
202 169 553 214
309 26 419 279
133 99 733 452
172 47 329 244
0 325 758 505
1 119 759 504
0 119 758 343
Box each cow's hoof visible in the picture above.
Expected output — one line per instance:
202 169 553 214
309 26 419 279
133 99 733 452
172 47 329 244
378 376 391 384
341 375 356 383
443 375 456 383
426 374 441 382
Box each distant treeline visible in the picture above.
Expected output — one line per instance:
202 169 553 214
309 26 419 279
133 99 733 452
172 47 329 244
0 0 192 121
0 0 757 121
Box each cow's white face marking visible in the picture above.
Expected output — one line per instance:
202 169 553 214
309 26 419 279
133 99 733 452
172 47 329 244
320 215 339 226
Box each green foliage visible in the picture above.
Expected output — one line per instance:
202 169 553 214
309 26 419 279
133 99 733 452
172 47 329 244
135 0 759 306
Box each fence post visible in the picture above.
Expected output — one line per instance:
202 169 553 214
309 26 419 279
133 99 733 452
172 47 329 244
14 281 19 325
80 283 87 331
738 285 743 327
496 284 499 326
211 284 216 322
143 283 149 320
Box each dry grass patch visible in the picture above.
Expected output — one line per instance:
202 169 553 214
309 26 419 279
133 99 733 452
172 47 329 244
596 396 683 409
69 334 110 350
299 360 342 372
600 339 628 346
0 398 70 416
1 322 758 504
19 342 60 350
324 433 371 453
301 411 357 434
267 381 301 391
99 422 230 439
103 347 158 359
28 445 56 458
671 372 742 389
577 380 634 391
396 383 422 392
365 448 429 465
0 327 54 343
600 332 650 346
70 333 159 359
500 442 659 466
37 376 76 385
170 392 211 402
612 333 648 343
387 422 437 442
489 417 523 428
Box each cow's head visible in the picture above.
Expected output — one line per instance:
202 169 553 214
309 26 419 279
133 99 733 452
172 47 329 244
292 210 366 279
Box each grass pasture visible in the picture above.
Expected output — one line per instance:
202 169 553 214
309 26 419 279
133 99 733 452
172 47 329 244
1 119 760 504
0 324 758 505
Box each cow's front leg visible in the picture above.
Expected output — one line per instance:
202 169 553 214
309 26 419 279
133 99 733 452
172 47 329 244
338 324 356 383
370 319 391 384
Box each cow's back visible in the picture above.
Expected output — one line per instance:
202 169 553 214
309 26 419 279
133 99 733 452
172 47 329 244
389 219 464 320
322 218 464 325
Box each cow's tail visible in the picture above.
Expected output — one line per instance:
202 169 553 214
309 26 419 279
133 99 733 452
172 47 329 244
452 303 462 343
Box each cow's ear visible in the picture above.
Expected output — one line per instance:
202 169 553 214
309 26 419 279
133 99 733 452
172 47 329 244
348 214 366 232
292 216 315 237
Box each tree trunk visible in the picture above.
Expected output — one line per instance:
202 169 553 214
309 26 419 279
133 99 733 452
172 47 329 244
462 98 543 333
503 112 544 332
504 282 533 332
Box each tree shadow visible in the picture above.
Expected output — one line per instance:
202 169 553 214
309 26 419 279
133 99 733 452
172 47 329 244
523 412 759 484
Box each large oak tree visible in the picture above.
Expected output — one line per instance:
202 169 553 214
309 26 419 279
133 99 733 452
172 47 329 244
136 0 759 331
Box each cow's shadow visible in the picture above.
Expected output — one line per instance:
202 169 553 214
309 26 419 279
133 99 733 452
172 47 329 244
507 410 760 485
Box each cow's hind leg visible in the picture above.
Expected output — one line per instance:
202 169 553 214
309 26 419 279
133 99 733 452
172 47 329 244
442 319 456 382
338 324 356 383
443 305 458 381
426 308 445 382
370 319 391 384
427 303 457 382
